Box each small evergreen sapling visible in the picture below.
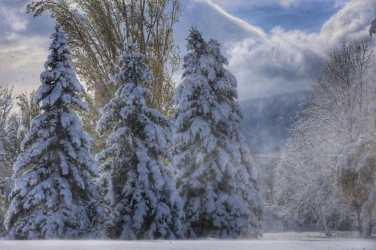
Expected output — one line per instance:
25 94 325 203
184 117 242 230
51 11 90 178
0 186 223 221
96 40 183 240
5 25 99 240
173 28 263 239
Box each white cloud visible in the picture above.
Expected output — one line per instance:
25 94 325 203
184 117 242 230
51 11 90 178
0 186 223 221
0 35 51 96
198 0 270 42
0 0 54 100
320 0 376 48
227 29 325 99
0 0 30 35
279 0 296 7
175 0 269 58
0 0 375 103
0 11 27 32
175 0 376 100
223 0 376 99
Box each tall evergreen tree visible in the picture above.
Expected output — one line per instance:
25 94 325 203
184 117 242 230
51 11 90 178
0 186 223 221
173 28 263 239
4 25 99 240
96 40 183 240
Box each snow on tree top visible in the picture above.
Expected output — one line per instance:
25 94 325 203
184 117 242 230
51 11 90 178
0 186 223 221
35 25 87 111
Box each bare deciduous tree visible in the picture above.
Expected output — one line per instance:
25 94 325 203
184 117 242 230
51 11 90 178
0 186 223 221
0 86 14 178
27 0 181 115
276 42 376 236
337 137 376 237
0 86 13 139
16 91 41 131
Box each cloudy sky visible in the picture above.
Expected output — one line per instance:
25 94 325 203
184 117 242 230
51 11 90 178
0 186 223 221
0 0 375 101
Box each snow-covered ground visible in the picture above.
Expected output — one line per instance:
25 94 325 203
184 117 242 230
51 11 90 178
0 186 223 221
1 232 375 250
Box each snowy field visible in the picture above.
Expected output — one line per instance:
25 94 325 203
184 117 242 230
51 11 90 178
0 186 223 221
1 232 375 250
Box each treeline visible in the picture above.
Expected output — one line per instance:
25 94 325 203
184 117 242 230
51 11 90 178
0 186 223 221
0 12 263 241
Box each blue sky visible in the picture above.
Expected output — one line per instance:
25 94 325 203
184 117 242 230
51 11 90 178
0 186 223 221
0 0 375 101
208 0 349 32
230 2 338 33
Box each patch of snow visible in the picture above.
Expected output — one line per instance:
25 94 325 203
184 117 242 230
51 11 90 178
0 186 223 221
0 235 375 250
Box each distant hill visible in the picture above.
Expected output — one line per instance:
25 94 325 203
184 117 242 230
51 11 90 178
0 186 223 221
238 90 312 154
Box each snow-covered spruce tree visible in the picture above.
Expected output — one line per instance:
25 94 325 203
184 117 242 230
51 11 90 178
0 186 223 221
4 25 99 240
173 28 263 239
96 39 183 240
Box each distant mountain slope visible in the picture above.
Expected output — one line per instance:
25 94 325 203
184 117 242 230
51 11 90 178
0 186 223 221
238 90 312 154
